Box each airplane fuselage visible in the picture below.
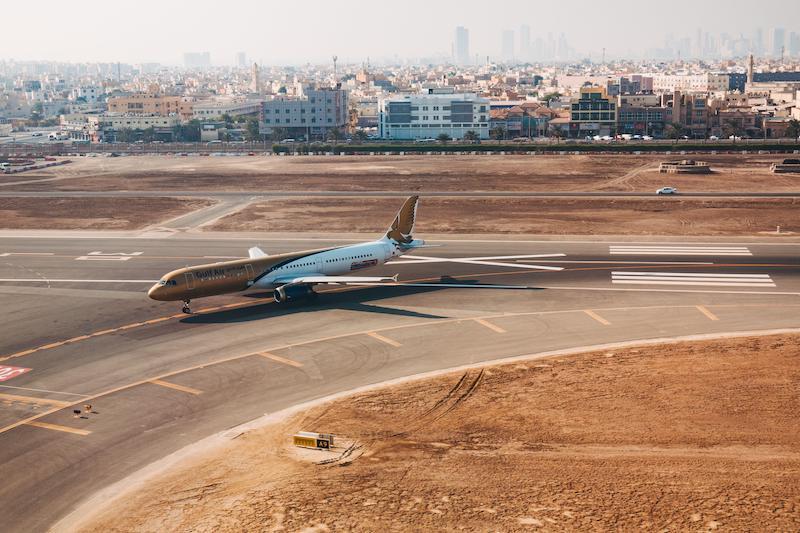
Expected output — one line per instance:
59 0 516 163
147 239 407 302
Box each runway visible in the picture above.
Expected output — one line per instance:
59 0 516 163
0 234 798 531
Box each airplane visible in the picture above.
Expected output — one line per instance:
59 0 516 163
147 195 557 313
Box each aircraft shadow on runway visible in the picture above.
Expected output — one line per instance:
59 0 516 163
181 277 539 324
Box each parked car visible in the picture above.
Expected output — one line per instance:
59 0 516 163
656 187 678 195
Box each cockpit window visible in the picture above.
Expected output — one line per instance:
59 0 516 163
159 280 167 286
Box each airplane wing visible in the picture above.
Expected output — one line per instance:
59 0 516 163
274 274 399 287
274 275 530 290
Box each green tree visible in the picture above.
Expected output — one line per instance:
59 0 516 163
665 122 689 139
542 92 562 105
220 113 233 126
489 126 507 140
436 132 452 143
173 119 202 142
549 124 564 139
271 127 288 142
245 118 261 141
326 128 344 144
353 129 369 143
722 120 743 139
785 119 800 139
463 130 480 143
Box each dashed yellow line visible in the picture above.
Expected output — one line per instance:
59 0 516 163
149 379 203 395
473 318 506 334
25 421 91 436
257 352 304 368
0 393 70 407
696 305 720 321
367 331 402 347
584 310 611 326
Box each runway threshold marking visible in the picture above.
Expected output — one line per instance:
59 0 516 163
149 379 203 395
584 310 611 326
25 421 91 436
696 305 720 321
0 392 70 407
473 318 506 334
257 352 304 368
0 262 795 363
366 331 402 347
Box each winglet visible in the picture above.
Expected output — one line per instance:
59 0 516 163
248 246 268 259
385 195 419 244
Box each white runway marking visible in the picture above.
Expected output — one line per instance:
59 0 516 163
611 271 775 288
395 253 565 271
75 251 143 261
0 252 55 257
517 259 714 265
610 246 752 256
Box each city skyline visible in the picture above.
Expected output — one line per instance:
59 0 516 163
1 0 799 65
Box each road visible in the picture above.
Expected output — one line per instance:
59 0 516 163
0 234 798 532
2 190 800 198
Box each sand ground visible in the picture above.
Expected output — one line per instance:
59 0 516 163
3 154 799 193
81 334 800 532
0 197 212 230
209 196 799 236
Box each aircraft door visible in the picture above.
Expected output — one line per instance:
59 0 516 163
184 272 195 290
316 257 325 274
245 264 255 286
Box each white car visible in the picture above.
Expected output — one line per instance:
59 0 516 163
656 187 678 195
31 132 43 137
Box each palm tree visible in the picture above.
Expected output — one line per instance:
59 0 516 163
437 132 452 143
326 128 344 144
463 130 480 143
786 119 800 140
489 126 507 141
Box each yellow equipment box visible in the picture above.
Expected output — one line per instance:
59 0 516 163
293 431 334 449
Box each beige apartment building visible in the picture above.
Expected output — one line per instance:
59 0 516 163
107 94 194 120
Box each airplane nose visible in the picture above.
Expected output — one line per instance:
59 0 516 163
147 284 162 300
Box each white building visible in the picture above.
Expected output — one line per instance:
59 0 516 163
650 73 729 93
192 99 262 120
99 113 180 130
378 89 490 140
69 86 103 104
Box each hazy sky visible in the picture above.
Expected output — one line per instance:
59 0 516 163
1 0 798 65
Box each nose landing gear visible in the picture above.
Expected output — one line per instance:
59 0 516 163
182 300 192 314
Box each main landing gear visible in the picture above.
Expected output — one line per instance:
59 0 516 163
182 300 192 314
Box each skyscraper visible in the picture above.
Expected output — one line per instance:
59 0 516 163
236 52 247 68
454 26 470 65
519 25 531 62
501 30 515 62
769 27 785 58
790 32 800 58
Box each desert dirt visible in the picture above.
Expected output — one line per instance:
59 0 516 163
209 196 799 236
4 153 800 193
82 334 800 532
0 197 213 230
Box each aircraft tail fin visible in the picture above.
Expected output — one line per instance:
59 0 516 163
384 195 419 245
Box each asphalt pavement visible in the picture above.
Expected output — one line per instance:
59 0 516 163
0 234 798 532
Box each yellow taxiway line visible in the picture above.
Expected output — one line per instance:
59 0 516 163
257 352 304 368
473 318 507 334
696 305 720 321
584 310 612 326
25 421 91 436
149 379 203 395
366 331 403 347
0 393 70 407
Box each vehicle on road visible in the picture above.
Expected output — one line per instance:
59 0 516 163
31 132 43 137
148 196 527 313
656 187 678 195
